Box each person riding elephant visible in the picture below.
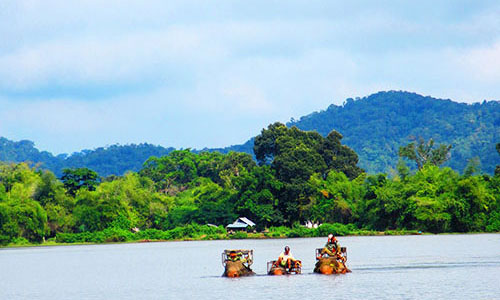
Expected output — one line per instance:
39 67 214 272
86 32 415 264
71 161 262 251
314 234 350 274
224 250 254 277
320 234 346 262
227 251 246 263
276 246 299 272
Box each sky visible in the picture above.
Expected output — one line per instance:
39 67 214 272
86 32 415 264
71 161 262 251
0 1 499 154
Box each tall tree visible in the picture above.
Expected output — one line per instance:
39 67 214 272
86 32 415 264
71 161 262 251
254 123 363 180
61 168 100 196
253 123 363 223
399 138 452 170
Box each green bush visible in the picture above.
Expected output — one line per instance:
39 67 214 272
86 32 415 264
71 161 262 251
317 223 352 236
229 231 247 239
56 231 108 243
56 233 77 243
55 223 230 244
109 215 132 230
0 234 10 246
288 225 317 238
486 212 500 232
268 226 291 237
135 229 167 240
11 237 29 245
103 227 133 243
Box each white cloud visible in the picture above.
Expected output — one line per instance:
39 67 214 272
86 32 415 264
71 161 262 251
0 1 499 154
0 28 221 90
458 41 500 83
222 83 273 112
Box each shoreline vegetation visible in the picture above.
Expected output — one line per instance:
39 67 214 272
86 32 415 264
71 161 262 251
2 223 494 249
4 222 404 247
1 125 499 249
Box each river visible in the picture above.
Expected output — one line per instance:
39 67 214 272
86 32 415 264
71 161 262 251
1 234 499 299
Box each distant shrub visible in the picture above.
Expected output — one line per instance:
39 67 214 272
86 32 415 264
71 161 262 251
11 237 30 245
109 215 132 230
55 223 230 244
0 234 11 246
268 226 291 237
317 223 353 236
288 224 317 238
486 212 500 232
229 231 247 239
88 231 106 243
271 232 282 238
135 229 166 240
102 227 133 243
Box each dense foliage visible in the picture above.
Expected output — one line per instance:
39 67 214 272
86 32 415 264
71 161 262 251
1 125 499 246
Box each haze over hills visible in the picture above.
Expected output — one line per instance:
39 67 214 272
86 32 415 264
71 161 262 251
1 91 499 176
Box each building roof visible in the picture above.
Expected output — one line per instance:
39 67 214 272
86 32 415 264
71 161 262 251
238 217 256 227
227 223 250 229
226 217 256 228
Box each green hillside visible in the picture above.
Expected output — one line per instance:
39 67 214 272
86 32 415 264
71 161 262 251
0 138 174 177
1 91 499 175
287 91 500 174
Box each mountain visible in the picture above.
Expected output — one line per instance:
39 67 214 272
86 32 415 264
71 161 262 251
1 91 499 176
286 91 500 174
197 138 255 156
0 138 174 177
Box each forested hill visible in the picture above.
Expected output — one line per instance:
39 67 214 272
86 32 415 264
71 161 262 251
287 91 500 174
0 138 174 177
1 91 499 176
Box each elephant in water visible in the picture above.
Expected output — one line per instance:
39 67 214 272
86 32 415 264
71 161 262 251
223 260 255 277
222 249 255 277
267 260 302 275
313 257 351 274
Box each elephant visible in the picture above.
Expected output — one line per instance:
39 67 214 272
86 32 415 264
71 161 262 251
223 260 255 277
313 257 351 274
267 260 302 275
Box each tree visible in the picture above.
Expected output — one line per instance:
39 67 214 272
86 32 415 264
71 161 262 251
230 165 283 228
34 171 75 236
0 199 47 243
34 171 68 206
453 175 495 232
140 150 198 192
254 123 363 181
495 143 500 176
253 122 289 165
320 131 363 179
399 138 451 170
463 157 481 177
308 171 365 224
61 168 100 196
253 123 363 224
396 158 410 180
404 166 457 233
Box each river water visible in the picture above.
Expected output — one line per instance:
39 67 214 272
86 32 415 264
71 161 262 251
0 234 499 299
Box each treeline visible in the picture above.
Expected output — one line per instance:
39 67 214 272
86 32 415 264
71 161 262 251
0 124 499 246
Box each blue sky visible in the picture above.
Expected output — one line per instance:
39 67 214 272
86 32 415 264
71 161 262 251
1 1 499 154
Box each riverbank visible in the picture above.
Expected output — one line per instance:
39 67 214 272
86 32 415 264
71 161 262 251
1 222 430 248
4 229 495 249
